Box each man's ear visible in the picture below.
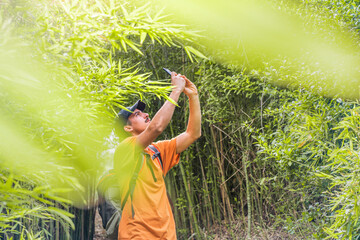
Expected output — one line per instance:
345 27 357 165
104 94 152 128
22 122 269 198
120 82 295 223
124 125 133 133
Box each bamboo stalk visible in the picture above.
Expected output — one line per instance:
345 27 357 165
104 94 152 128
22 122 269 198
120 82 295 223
184 160 194 235
238 176 246 226
204 130 221 222
179 161 202 239
196 141 213 228
243 148 251 239
210 126 227 221
219 131 235 223
56 203 60 240
210 125 236 224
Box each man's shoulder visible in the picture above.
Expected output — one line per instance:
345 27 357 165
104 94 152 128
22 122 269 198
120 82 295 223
152 138 171 145
151 138 176 150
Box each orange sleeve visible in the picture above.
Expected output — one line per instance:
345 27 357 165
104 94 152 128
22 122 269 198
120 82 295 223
153 138 180 176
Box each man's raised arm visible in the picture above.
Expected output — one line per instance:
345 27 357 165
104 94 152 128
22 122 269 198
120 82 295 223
175 76 201 154
136 72 185 148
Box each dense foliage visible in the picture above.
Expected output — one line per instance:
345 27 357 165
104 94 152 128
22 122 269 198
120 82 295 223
2 0 360 239
1 0 202 238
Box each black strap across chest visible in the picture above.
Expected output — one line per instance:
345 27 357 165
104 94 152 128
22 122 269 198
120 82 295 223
147 144 163 170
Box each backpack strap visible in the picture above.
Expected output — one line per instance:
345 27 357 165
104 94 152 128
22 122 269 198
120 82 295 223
121 153 144 218
147 145 163 170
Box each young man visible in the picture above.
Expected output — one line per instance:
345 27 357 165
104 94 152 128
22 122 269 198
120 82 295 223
114 72 201 239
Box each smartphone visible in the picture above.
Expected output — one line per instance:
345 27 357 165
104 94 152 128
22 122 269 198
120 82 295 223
163 68 172 76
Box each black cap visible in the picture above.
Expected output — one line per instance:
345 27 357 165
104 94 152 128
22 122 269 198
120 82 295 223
117 100 146 123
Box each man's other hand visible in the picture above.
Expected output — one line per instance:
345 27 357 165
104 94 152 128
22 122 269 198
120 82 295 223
181 76 198 97
171 72 186 92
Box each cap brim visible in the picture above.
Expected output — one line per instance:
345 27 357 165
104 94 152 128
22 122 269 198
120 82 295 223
130 100 146 112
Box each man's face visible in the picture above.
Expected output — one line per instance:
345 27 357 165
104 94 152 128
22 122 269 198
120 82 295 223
126 109 151 135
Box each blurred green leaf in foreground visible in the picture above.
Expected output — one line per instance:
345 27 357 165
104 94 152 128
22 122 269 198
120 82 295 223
153 0 360 99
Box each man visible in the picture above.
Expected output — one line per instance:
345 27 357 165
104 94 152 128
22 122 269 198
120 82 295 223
114 72 201 239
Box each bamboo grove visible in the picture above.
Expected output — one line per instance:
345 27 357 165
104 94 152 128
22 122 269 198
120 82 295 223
2 0 360 239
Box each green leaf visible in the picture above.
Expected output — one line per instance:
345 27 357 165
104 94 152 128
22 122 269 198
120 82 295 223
140 32 147 44
47 207 75 230
184 45 208 60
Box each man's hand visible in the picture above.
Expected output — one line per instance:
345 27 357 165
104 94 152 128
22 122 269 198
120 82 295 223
171 72 186 93
181 76 198 97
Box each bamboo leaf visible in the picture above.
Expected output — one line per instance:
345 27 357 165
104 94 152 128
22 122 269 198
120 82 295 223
184 45 208 60
140 32 147 44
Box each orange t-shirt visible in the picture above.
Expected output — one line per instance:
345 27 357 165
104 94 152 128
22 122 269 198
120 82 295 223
114 136 180 240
